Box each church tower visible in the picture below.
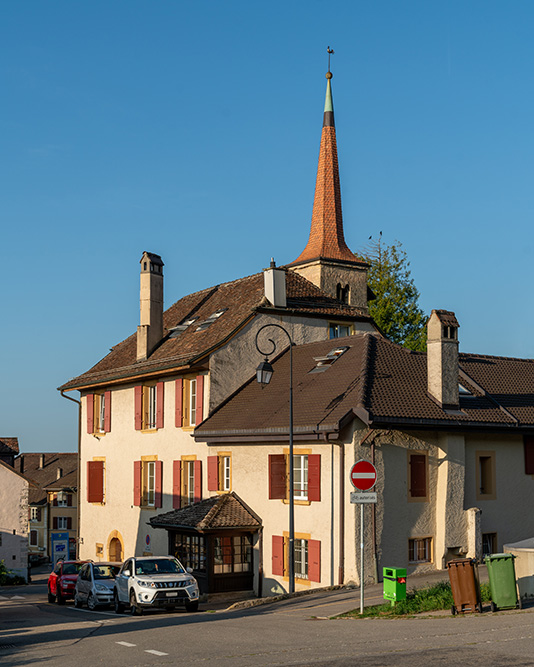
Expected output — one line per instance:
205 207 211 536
288 64 369 311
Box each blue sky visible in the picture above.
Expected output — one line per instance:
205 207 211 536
2 1 533 452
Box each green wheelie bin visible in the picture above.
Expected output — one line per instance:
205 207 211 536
485 553 522 612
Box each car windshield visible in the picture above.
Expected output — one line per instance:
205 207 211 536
62 563 82 575
94 565 120 580
135 559 185 575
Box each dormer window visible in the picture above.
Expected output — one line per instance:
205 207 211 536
309 346 349 373
459 383 472 396
169 318 199 338
195 309 228 332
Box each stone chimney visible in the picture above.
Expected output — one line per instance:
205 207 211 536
137 251 164 362
263 259 287 308
427 310 460 409
39 454 45 469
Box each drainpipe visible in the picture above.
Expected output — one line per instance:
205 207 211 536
60 390 81 559
338 441 344 585
258 527 263 598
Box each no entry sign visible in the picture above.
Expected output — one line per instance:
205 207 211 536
350 460 377 491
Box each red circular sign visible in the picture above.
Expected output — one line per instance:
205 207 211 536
350 460 377 491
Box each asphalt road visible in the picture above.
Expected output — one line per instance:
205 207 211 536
1 567 533 666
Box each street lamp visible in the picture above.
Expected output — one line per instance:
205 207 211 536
255 323 295 594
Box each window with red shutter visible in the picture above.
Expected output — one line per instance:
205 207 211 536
195 375 204 425
154 460 163 508
193 460 202 503
87 394 94 434
525 437 534 475
269 455 286 499
207 456 218 491
272 535 285 576
308 539 321 582
156 382 165 429
87 461 104 503
172 461 181 509
409 453 427 499
104 390 111 432
133 461 142 506
134 386 143 430
53 517 58 530
67 517 72 530
67 494 72 507
175 379 183 427
307 454 321 502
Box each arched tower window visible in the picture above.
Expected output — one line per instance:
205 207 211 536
336 283 350 304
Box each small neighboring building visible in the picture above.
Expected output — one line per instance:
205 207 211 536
0 460 30 580
14 453 78 561
0 437 19 467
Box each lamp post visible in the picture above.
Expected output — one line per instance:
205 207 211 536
255 323 295 594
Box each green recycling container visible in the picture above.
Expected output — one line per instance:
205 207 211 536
383 567 407 603
485 553 521 612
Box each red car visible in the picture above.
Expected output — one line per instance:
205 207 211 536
48 560 87 604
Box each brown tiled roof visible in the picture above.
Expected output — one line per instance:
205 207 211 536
0 438 19 455
149 492 261 531
196 334 534 439
431 310 460 328
59 270 373 391
14 453 78 505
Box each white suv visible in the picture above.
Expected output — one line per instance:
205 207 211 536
114 556 200 615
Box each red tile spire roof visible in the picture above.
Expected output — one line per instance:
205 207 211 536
289 70 359 266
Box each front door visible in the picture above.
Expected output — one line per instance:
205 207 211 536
109 537 122 562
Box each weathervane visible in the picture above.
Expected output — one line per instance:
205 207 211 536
327 46 334 73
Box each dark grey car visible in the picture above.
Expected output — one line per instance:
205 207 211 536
74 562 121 610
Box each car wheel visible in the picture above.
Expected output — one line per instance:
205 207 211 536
48 588 56 604
87 593 97 611
129 590 142 616
57 590 65 605
114 592 125 614
74 593 83 608
185 601 199 613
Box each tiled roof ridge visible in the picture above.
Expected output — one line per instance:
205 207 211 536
459 351 534 363
198 493 229 529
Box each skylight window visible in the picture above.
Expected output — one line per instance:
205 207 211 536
195 309 227 332
309 346 349 373
458 383 473 396
168 318 198 338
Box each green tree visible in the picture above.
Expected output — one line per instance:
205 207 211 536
360 235 426 351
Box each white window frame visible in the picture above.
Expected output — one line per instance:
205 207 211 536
30 507 39 521
329 323 352 339
408 537 432 563
293 454 308 500
294 538 308 579
97 392 106 433
147 385 157 430
145 461 156 507
222 456 231 492
57 517 69 530
57 492 68 507
189 379 197 425
186 460 195 505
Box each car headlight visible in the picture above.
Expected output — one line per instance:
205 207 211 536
95 584 108 592
136 579 156 588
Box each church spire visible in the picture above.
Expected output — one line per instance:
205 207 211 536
289 63 357 266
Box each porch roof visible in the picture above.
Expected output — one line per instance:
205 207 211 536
149 492 261 531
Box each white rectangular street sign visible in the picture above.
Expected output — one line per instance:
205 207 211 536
350 492 377 504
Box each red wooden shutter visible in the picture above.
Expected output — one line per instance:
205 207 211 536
53 517 58 529
67 494 72 506
525 437 534 475
207 456 219 491
156 382 164 429
28 508 31 520
172 461 181 509
195 375 204 425
410 454 427 497
269 454 287 499
87 394 94 434
307 454 321 502
308 539 321 582
193 460 202 503
104 390 111 432
67 518 72 530
134 386 143 430
53 494 58 506
272 535 285 576
154 460 163 508
133 460 142 506
175 379 183 427
87 461 104 503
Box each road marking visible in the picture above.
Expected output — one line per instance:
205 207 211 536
73 607 119 617
0 596 10 600
11 596 26 600
146 650 168 656
116 641 136 647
